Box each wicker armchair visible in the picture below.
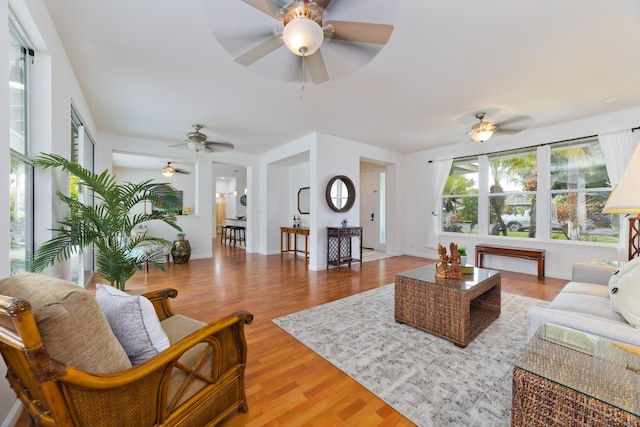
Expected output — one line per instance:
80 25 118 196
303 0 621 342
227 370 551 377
0 273 253 426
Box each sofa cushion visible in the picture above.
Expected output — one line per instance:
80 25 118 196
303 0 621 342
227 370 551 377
609 257 640 327
95 283 170 365
0 273 132 373
608 256 640 294
548 292 627 323
561 282 610 298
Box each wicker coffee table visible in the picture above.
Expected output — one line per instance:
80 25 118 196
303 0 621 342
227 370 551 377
394 264 501 348
512 323 640 426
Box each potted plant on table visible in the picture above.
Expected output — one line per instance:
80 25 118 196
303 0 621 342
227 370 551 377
458 246 467 266
31 153 183 290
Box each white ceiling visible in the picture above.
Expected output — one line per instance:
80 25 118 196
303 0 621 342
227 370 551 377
44 0 640 156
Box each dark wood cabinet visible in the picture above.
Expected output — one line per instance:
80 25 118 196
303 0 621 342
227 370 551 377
326 226 362 271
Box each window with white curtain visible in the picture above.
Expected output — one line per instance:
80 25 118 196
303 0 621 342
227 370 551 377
441 136 619 244
9 23 34 274
550 137 618 243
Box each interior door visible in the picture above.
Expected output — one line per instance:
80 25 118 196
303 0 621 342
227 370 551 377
360 170 380 250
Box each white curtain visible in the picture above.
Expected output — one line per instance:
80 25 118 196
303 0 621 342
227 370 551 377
426 159 453 249
598 129 639 260
598 129 638 185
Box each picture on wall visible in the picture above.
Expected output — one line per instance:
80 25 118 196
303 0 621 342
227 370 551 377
150 190 183 215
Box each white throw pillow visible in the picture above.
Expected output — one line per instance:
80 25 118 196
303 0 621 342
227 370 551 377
609 256 640 328
95 284 170 364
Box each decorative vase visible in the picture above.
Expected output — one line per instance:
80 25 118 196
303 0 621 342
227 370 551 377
461 255 467 266
172 240 191 264
341 223 347 228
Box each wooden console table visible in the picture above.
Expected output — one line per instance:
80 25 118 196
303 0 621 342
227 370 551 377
280 226 309 265
475 244 545 279
326 226 362 271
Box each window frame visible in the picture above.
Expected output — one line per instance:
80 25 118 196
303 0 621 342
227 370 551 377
9 21 35 274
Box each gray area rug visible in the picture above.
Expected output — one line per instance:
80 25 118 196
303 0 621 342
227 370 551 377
272 284 548 427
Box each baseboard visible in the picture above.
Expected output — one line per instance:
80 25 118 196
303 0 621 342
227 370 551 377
1 400 23 427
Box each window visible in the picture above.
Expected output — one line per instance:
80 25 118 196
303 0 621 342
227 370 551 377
550 138 618 243
488 148 537 237
441 158 478 233
440 136 619 245
70 106 96 285
9 24 34 274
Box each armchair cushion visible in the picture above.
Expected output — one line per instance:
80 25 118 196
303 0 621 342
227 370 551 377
0 273 131 373
96 283 170 364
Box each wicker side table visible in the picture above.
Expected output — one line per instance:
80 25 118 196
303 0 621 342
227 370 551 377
512 323 640 426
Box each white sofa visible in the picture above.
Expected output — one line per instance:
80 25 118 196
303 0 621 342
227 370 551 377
527 263 640 346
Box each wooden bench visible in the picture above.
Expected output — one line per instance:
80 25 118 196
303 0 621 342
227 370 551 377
475 244 545 279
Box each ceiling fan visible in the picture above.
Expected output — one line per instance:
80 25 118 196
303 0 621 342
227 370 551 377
171 124 235 153
209 0 395 84
162 162 190 178
467 112 532 143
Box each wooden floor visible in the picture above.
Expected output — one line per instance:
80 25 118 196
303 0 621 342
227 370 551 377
16 239 568 426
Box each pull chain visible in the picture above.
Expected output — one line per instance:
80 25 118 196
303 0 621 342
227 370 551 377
299 47 307 101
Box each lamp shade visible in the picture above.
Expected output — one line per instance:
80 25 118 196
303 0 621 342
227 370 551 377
282 17 324 56
604 143 640 214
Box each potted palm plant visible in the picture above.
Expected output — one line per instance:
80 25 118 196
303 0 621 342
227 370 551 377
31 153 183 290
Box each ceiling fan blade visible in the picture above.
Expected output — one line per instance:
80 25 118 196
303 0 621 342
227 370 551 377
304 50 329 84
240 0 282 18
235 35 283 66
174 168 191 174
495 115 534 129
205 141 235 151
325 21 394 45
203 146 213 153
496 129 521 135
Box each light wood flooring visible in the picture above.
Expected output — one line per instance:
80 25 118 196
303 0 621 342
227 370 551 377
16 240 568 426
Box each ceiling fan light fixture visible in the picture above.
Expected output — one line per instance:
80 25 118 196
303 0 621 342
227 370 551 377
282 2 324 56
468 113 498 143
162 164 175 178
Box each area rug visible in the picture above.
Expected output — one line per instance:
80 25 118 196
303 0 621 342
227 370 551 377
272 284 548 427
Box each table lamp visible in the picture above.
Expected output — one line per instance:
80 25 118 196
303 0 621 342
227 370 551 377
603 143 640 260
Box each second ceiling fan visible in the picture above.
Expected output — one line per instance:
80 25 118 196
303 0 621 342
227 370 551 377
171 124 235 153
467 112 533 143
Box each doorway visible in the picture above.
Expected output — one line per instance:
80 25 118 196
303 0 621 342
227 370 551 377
360 165 386 252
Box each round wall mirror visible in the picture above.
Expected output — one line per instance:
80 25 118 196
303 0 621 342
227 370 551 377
326 175 356 213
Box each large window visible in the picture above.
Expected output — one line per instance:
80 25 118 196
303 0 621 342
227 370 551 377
441 137 619 244
9 24 34 274
488 148 537 237
441 158 478 233
550 138 618 243
70 106 95 285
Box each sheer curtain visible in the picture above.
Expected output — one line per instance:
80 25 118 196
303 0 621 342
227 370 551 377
599 129 638 185
426 159 453 249
598 129 639 260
